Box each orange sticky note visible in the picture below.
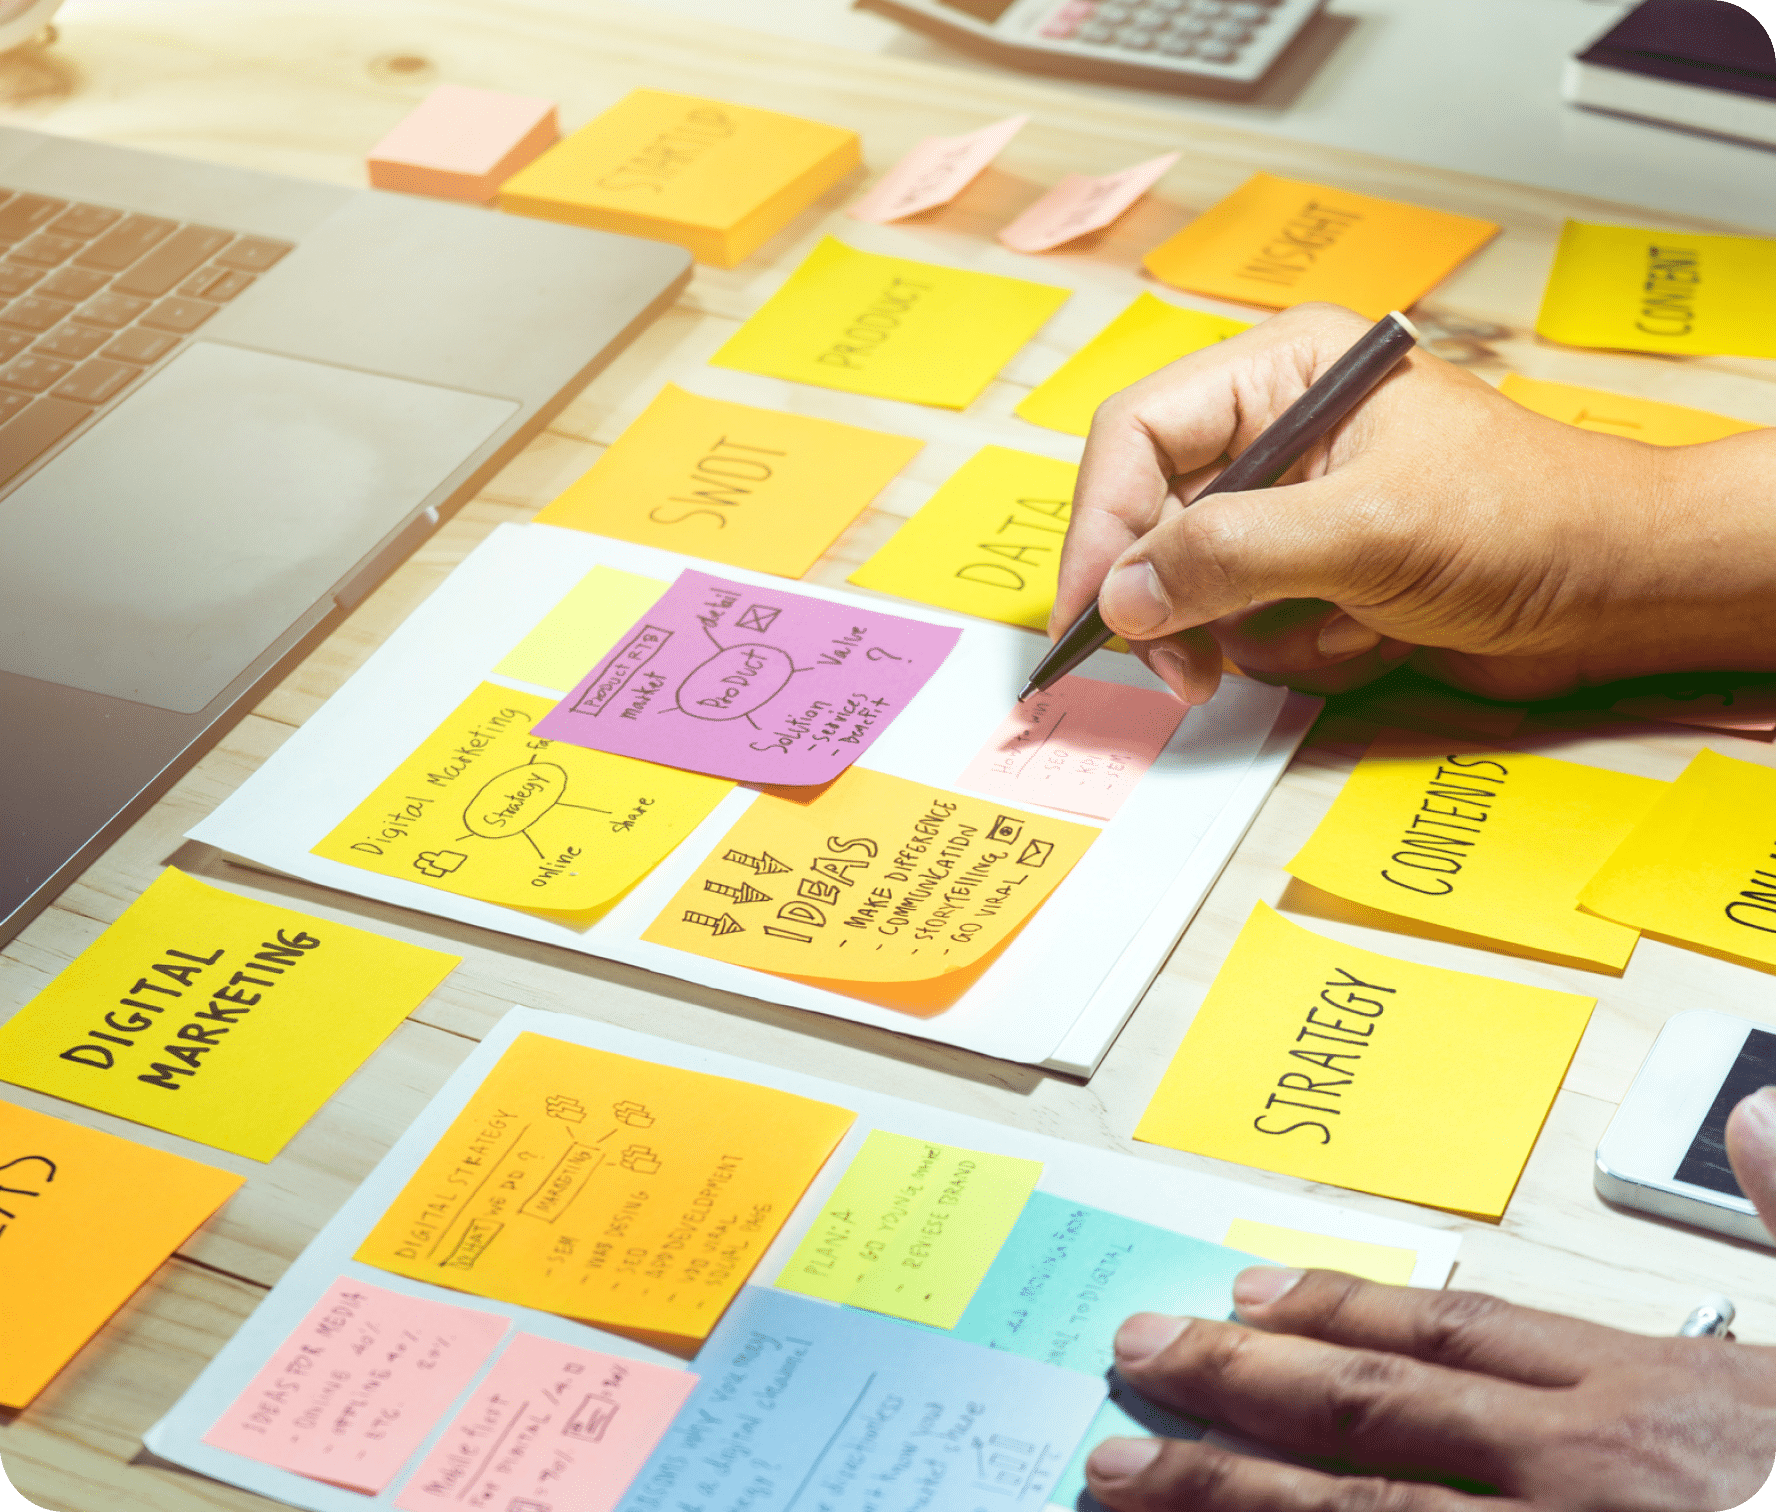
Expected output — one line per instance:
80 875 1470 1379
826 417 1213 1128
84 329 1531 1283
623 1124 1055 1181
367 84 559 203
998 152 1179 253
847 115 1026 223
0 1100 243 1407
643 767 1098 985
203 1276 509 1491
354 1033 854 1341
533 385 923 578
959 674 1185 821
1498 374 1764 447
396 1333 696 1512
1143 173 1499 319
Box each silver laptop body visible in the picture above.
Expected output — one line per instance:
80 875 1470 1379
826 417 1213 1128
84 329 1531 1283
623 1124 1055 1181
0 126 692 943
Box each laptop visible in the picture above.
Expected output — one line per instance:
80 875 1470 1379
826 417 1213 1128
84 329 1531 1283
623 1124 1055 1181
0 125 693 945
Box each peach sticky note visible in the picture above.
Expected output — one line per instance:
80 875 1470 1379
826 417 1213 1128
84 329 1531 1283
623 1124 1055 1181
848 445 1080 632
960 674 1184 821
1285 733 1663 971
395 1333 696 1512
998 152 1179 253
367 84 558 203
847 115 1026 223
1498 374 1764 447
1015 293 1249 436
1221 1219 1416 1287
203 1277 509 1492
532 385 923 578
643 766 1097 986
776 1130 1041 1328
499 89 859 268
710 237 1070 409
1579 749 1776 972
1535 220 1776 359
0 868 458 1160
1136 903 1595 1218
355 1032 854 1341
1143 172 1498 320
0 1101 242 1408
312 682 732 916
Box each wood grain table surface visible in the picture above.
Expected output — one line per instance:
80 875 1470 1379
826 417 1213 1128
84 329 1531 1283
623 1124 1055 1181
5 3 1776 1507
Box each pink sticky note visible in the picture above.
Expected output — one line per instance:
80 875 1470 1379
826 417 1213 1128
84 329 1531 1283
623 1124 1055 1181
534 570 960 784
1614 686 1776 736
845 115 1027 223
996 151 1180 253
395 1333 696 1512
368 84 559 203
959 674 1185 820
203 1278 509 1493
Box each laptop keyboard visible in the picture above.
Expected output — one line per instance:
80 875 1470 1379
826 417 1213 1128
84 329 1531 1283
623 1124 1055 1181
0 189 293 489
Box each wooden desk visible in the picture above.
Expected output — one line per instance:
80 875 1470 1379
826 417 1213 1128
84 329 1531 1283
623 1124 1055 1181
6 3 1776 1507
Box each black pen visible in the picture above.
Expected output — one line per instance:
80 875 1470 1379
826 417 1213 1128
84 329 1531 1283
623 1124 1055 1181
1019 309 1421 702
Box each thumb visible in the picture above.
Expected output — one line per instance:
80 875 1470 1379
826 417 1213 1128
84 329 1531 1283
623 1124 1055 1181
1096 469 1393 642
1725 1087 1776 1241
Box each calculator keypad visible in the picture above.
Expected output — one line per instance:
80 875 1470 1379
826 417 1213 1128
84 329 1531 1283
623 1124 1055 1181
1042 0 1282 62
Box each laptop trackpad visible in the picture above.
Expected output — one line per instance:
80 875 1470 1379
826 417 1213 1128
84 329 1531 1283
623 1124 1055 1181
0 342 517 714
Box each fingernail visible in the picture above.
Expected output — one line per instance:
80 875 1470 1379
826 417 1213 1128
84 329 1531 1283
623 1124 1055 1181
1739 1086 1776 1139
1114 1312 1188 1364
1147 645 1191 705
1102 562 1171 637
1316 614 1382 660
1232 1266 1303 1312
1088 1437 1163 1482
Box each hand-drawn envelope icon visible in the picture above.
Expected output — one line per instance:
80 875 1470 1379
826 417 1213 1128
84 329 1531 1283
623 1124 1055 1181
737 603 781 633
1017 839 1054 867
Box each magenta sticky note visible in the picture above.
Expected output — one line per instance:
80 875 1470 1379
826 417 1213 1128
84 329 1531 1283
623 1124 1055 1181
846 115 1026 223
394 1333 696 1512
533 570 960 784
368 84 559 203
959 674 1185 820
203 1278 509 1492
997 152 1180 253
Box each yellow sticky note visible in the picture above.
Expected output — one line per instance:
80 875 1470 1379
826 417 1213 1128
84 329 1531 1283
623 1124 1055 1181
494 566 666 692
532 385 923 578
497 89 859 268
1142 173 1498 320
1285 734 1662 971
849 446 1078 631
1015 294 1250 435
1535 221 1776 359
710 237 1071 410
355 1032 855 1340
313 682 732 916
1137 903 1594 1218
1222 1220 1416 1287
0 869 457 1160
777 1130 1041 1328
1498 374 1764 447
0 1100 244 1406
1580 748 1776 972
643 767 1097 988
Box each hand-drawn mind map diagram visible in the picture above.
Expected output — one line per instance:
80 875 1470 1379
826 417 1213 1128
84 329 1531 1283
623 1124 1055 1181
532 570 961 784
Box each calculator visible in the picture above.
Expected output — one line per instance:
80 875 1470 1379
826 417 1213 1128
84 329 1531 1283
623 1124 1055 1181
854 0 1329 95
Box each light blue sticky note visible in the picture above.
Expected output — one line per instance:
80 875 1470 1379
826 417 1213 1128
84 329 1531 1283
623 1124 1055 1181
947 1193 1262 1507
616 1285 1106 1512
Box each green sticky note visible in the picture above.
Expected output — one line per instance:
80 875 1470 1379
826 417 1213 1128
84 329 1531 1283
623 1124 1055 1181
777 1129 1041 1328
493 565 666 692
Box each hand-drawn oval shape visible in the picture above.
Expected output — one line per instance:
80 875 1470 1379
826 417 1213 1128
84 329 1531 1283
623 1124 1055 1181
677 642 795 721
464 762 568 837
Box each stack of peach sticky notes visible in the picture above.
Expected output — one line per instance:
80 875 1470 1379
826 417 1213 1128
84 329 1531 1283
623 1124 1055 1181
367 84 559 204
499 89 860 268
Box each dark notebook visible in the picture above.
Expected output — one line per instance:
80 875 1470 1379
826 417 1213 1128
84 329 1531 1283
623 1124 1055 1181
1577 0 1776 101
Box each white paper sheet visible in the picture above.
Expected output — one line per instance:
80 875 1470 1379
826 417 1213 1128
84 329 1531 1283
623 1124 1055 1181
188 524 1315 1067
143 1008 1461 1512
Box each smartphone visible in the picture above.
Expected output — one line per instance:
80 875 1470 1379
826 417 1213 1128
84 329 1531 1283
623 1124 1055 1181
1595 1009 1776 1247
